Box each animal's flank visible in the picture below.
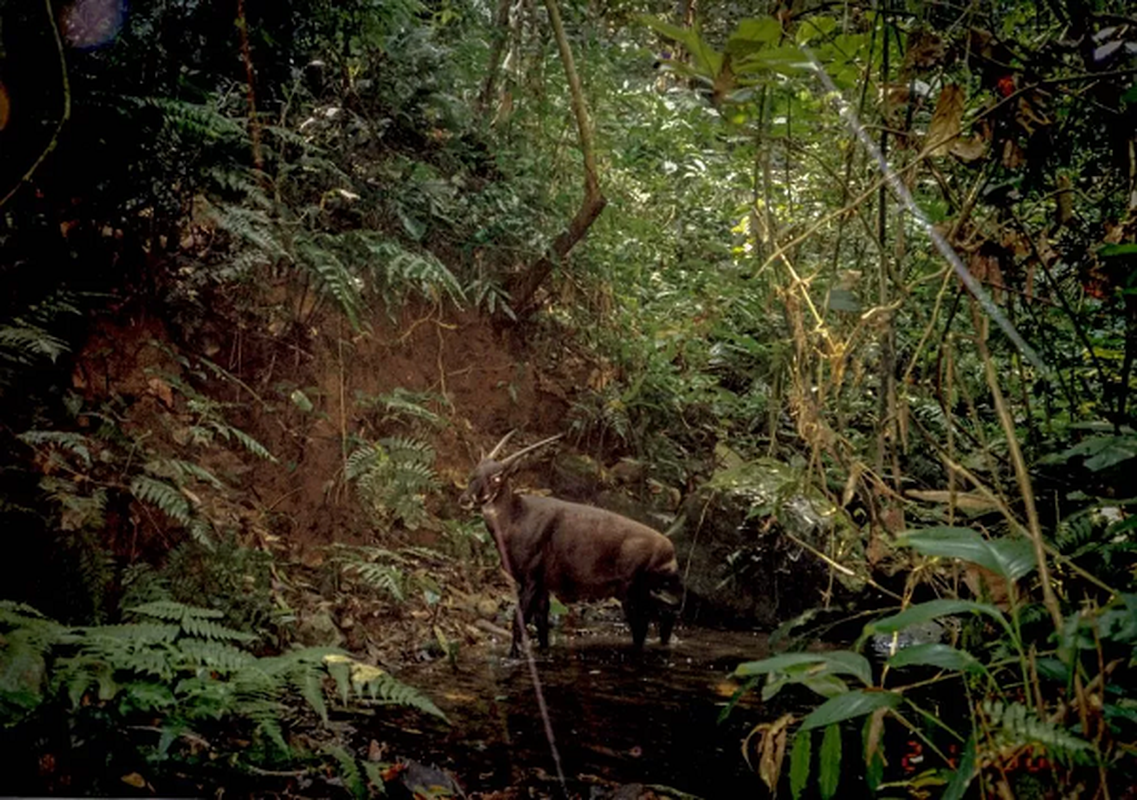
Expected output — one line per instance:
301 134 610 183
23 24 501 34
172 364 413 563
460 432 681 656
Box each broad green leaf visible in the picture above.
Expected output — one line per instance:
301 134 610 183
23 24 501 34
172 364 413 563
863 710 886 791
1099 243 1137 257
735 650 872 686
827 287 861 312
801 689 901 731
819 723 842 799
789 730 812 799
796 16 837 45
717 675 760 723
886 642 985 674
801 673 852 698
899 527 1036 581
290 389 314 412
736 44 815 76
726 17 782 56
943 736 977 800
639 15 697 45
865 599 1010 639
1044 434 1137 472
639 16 722 77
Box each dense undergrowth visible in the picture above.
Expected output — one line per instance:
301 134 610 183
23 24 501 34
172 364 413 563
1 0 1135 796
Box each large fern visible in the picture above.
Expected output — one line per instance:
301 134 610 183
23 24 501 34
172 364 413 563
982 700 1093 766
2 600 445 769
346 436 440 530
0 602 67 726
131 475 192 525
0 291 81 392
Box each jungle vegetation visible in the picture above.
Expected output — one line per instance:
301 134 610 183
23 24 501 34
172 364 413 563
0 0 1135 796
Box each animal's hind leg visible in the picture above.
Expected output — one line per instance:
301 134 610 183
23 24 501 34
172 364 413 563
533 591 551 649
648 568 681 646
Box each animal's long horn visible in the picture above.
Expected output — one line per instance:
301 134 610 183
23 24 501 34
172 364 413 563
485 430 517 461
498 433 565 467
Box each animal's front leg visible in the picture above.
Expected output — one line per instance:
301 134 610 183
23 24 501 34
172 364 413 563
622 596 649 648
658 607 676 645
510 579 544 657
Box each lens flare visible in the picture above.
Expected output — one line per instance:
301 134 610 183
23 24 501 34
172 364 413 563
60 0 126 50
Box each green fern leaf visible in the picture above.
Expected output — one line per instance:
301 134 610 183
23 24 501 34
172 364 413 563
0 325 70 363
129 601 224 622
146 458 225 489
212 423 276 462
179 616 257 642
983 700 1093 765
17 430 92 466
131 476 192 524
296 233 364 329
358 669 446 720
351 563 405 602
326 743 367 799
176 639 256 672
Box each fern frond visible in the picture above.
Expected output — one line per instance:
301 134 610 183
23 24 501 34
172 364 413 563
130 476 192 524
0 325 70 364
128 601 255 642
348 562 406 602
325 743 367 799
982 700 1093 765
350 662 446 720
176 639 256 673
146 458 225 489
187 519 215 547
17 430 93 466
469 277 516 320
131 96 245 142
203 200 288 261
128 600 225 622
295 233 364 329
212 423 276 462
366 389 446 428
1055 513 1097 555
83 622 182 646
322 654 446 720
392 460 440 487
345 444 383 481
179 616 257 642
378 434 436 462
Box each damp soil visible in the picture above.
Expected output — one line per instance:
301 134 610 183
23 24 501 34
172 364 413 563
366 611 783 798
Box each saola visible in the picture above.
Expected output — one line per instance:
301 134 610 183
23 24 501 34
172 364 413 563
460 432 680 657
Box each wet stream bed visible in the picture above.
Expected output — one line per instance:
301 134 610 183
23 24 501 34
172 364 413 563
366 613 782 798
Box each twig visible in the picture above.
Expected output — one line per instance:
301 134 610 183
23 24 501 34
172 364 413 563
782 531 904 602
974 312 1063 632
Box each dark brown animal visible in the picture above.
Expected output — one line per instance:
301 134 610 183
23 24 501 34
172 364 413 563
460 432 680 657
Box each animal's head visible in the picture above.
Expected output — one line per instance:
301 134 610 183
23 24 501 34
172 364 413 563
459 431 563 510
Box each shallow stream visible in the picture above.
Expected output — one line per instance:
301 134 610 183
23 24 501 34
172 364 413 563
370 613 781 797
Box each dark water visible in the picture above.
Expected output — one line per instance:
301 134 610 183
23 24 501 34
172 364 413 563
370 615 780 798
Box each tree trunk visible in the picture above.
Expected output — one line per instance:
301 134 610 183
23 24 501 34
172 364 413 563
508 0 607 317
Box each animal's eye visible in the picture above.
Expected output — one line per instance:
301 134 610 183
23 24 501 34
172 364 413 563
491 475 502 484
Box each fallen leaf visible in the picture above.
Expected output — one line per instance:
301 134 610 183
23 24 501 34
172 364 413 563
927 84 964 156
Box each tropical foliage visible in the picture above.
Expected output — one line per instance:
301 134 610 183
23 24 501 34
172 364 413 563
0 0 1134 795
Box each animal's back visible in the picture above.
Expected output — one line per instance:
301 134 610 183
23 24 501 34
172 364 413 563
521 495 676 603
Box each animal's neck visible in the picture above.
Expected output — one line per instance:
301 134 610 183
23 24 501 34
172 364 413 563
482 485 521 531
